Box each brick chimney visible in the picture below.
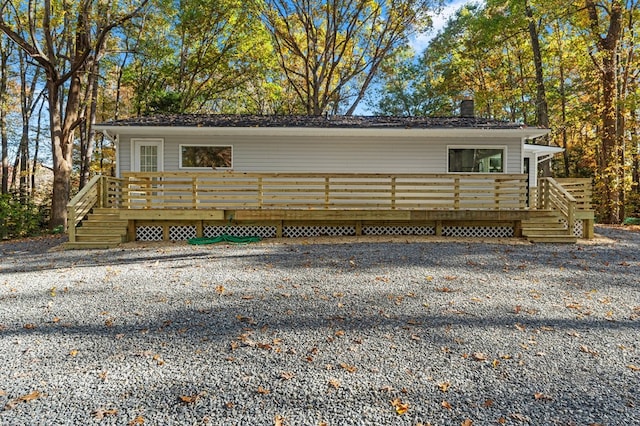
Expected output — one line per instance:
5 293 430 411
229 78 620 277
460 99 474 118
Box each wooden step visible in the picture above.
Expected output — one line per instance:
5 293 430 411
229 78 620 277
74 233 126 243
63 241 121 250
521 211 576 243
67 207 129 249
526 235 578 244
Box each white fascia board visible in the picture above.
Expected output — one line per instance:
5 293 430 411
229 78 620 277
523 143 564 155
94 125 550 140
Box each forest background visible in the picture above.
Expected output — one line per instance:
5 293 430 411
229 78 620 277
0 0 638 236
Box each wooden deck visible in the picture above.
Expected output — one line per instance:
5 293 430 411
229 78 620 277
65 173 594 248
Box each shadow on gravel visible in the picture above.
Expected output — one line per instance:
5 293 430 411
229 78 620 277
1 290 638 342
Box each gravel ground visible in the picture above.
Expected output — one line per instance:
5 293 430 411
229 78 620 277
0 227 639 426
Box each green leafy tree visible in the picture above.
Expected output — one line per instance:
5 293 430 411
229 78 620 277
263 0 439 116
0 0 148 229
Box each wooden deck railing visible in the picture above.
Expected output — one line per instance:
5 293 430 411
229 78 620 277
539 177 577 231
67 175 124 242
554 178 593 211
120 172 529 211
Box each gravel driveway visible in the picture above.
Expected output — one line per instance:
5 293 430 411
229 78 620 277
1 227 639 425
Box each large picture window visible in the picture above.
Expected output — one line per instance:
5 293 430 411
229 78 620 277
448 147 505 173
180 145 232 169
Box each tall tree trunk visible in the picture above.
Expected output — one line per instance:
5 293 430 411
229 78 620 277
586 0 623 224
31 102 44 199
525 0 551 176
0 40 9 195
79 62 100 189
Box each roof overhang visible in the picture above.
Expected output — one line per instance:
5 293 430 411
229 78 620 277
524 143 564 163
94 125 550 140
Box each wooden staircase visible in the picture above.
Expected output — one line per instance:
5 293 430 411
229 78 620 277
521 210 578 243
64 208 128 249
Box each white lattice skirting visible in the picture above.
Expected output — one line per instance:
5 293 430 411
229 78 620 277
443 226 514 238
136 225 524 241
362 226 436 236
204 226 277 239
283 226 357 238
560 219 584 238
136 226 163 241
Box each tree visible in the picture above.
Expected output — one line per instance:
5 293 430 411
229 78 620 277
583 0 624 223
123 0 271 115
263 0 438 116
0 0 148 229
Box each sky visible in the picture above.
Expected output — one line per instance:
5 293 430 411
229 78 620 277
409 0 479 53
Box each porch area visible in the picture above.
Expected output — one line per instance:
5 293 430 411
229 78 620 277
65 172 594 249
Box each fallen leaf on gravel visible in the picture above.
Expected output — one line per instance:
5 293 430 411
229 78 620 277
92 408 118 419
280 372 295 380
534 392 552 401
391 398 409 415
483 399 494 407
128 416 145 425
497 417 507 424
514 323 526 332
627 365 640 372
0 390 6 396
441 400 452 410
379 385 393 392
23 323 36 329
472 352 488 361
274 415 286 426
510 413 529 422
257 386 270 395
179 395 199 404
4 390 42 411
69 349 79 357
461 420 473 426
339 362 357 373
328 378 341 389
215 285 225 294
580 345 599 357
438 382 450 392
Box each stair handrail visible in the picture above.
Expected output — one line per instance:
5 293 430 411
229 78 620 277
541 177 577 234
66 175 107 242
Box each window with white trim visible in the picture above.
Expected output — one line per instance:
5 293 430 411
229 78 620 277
179 145 232 169
448 148 505 173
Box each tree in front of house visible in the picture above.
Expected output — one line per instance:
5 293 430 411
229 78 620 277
0 0 149 229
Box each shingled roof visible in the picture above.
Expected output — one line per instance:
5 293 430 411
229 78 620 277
98 114 528 130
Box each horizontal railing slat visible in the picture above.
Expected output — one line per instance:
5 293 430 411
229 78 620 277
121 172 530 211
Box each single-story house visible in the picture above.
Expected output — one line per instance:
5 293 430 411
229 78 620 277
66 109 593 248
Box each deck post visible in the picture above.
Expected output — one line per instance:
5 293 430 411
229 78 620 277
454 178 460 210
68 209 76 242
97 176 105 208
324 177 330 209
391 177 396 210
258 177 264 208
567 199 576 235
192 176 198 209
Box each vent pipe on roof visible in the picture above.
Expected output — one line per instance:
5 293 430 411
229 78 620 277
460 99 474 118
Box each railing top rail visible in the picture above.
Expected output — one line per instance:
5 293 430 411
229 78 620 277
67 174 103 208
543 177 577 203
121 171 528 179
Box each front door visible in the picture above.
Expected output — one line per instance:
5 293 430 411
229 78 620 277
131 139 164 207
132 139 164 172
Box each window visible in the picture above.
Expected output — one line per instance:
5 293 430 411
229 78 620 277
448 148 505 173
180 145 232 169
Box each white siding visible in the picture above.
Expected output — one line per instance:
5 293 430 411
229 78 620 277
117 133 523 175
